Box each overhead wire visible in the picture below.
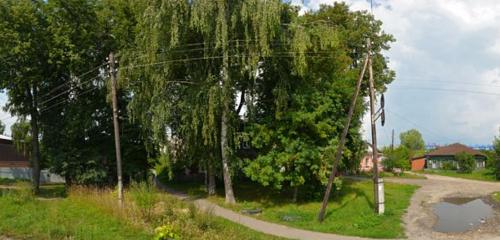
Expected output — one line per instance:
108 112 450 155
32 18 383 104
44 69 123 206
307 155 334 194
390 86 500 97
38 62 106 102
385 109 456 143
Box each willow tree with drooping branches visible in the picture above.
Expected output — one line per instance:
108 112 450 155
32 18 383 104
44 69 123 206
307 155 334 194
121 0 285 204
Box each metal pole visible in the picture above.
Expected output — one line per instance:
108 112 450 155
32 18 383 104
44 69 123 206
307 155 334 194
318 50 370 222
109 52 124 206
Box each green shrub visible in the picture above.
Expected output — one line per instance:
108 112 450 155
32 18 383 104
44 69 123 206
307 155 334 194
456 152 475 173
494 133 500 180
383 146 410 173
154 224 179 240
130 181 158 220
442 161 457 171
495 158 500 180
333 178 342 195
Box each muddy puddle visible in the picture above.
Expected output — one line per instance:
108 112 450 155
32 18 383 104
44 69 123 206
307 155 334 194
433 197 494 233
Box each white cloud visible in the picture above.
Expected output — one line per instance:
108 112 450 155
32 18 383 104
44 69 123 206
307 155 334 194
302 0 500 145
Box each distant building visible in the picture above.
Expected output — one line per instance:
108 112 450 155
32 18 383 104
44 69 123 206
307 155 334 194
0 135 64 183
359 145 384 172
411 143 487 171
0 135 31 179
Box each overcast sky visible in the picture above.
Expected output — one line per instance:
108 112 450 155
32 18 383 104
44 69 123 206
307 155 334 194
292 0 500 146
2 0 500 146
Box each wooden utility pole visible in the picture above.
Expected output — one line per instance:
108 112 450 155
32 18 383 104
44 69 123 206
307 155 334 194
391 129 395 151
317 50 370 222
109 52 124 206
368 45 384 215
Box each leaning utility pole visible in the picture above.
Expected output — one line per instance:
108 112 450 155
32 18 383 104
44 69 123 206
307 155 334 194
317 42 370 222
109 52 124 206
368 44 384 215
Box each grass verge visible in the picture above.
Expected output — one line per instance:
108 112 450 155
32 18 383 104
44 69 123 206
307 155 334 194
423 169 498 182
359 171 426 179
0 182 283 240
493 192 500 202
167 178 419 239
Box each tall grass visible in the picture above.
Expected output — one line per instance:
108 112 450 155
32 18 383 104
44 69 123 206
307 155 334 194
4 182 35 204
0 181 282 240
130 181 158 221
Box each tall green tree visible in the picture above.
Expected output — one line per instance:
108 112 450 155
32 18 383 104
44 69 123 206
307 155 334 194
1 0 151 187
39 0 151 186
122 0 285 204
243 3 395 199
0 0 51 191
400 129 425 153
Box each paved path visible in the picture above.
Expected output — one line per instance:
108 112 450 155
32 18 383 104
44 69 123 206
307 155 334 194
155 178 379 240
156 175 500 240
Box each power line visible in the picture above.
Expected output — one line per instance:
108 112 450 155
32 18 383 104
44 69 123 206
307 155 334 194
121 51 341 71
38 62 106 102
40 84 101 113
396 78 500 88
391 86 500 97
39 74 103 107
385 109 456 143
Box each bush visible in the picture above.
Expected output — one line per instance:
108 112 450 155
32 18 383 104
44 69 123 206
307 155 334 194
154 224 179 240
130 181 158 221
456 152 475 173
333 178 343 191
442 161 457 171
495 157 500 180
494 134 500 180
383 146 410 173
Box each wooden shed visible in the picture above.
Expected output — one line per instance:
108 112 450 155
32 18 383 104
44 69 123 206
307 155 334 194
411 156 426 171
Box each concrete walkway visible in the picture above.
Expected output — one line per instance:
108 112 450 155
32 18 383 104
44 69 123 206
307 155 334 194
155 178 380 240
156 175 500 240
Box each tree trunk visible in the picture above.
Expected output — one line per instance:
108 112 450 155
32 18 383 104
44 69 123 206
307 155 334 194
207 157 216 196
292 186 299 203
221 101 236 203
28 85 41 193
220 52 236 204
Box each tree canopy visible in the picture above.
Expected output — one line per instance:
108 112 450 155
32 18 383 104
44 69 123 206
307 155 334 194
400 129 425 153
0 0 396 202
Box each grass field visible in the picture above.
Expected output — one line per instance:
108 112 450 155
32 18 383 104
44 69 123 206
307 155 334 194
493 192 500 202
359 171 426 179
167 178 419 239
423 168 497 182
0 182 283 240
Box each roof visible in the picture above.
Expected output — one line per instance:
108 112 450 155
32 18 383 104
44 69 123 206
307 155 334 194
411 155 426 161
426 143 486 157
0 135 12 140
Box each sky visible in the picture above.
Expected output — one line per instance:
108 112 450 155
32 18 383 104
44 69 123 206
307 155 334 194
292 0 500 146
2 0 500 146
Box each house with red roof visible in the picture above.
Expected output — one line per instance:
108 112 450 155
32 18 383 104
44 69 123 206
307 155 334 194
411 143 487 171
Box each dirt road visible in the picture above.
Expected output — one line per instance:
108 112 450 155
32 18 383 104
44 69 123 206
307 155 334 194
392 174 500 240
